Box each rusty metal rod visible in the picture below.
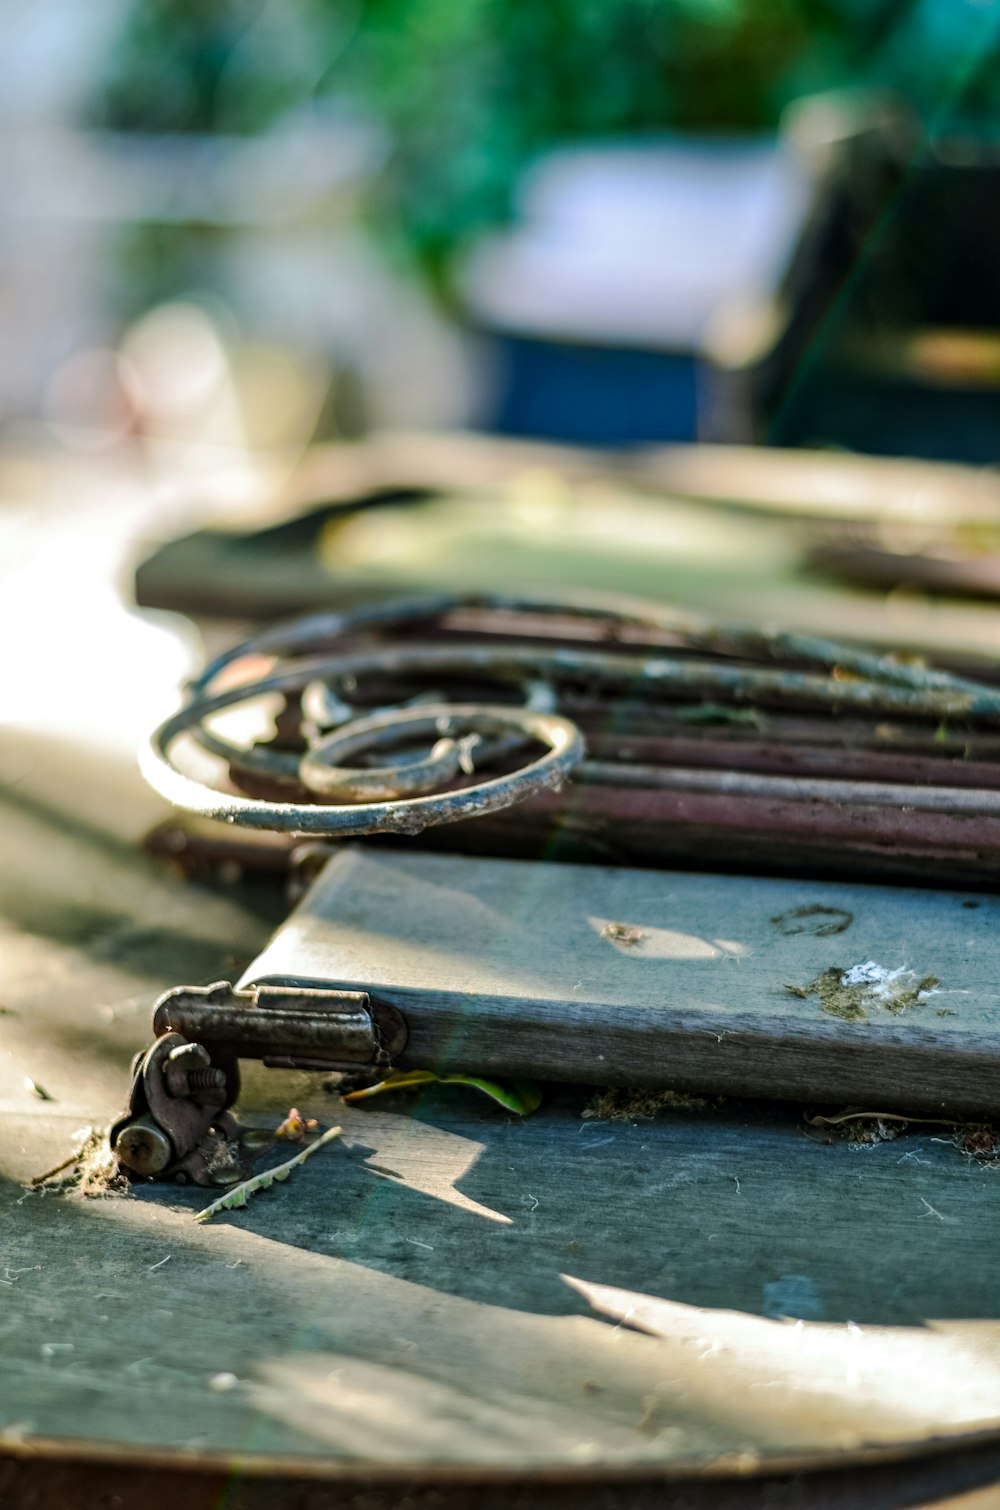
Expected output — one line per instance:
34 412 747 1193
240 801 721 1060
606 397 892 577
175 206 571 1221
143 699 583 837
183 643 1000 789
147 593 1000 841
578 761 1000 814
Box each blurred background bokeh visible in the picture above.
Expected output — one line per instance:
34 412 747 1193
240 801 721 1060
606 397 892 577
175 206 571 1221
4 0 1000 461
5 0 1000 760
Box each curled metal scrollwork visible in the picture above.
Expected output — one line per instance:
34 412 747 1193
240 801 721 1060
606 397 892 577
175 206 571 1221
143 591 1000 838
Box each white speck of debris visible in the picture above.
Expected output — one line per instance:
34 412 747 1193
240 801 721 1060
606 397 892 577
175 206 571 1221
40 1343 74 1358
732 1176 742 1194
842 961 908 990
208 1372 239 1393
4 1266 40 1283
225 1260 243 1269
840 961 937 1003
147 1255 172 1272
526 1193 539 1212
919 1197 958 1225
406 1238 434 1250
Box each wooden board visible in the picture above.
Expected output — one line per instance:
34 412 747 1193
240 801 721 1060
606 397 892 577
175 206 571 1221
245 848 1000 1116
4 733 1000 1494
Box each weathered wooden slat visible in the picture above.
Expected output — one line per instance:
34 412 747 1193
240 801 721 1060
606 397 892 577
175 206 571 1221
244 847 1000 1116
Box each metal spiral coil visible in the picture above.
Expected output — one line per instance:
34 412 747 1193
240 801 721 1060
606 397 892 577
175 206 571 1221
142 591 1000 838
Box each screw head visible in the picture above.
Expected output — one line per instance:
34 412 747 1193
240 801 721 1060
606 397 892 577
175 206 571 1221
114 1118 172 1175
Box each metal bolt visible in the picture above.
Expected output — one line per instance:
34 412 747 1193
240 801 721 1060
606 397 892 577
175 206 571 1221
165 1042 226 1100
188 1066 227 1092
113 1117 172 1176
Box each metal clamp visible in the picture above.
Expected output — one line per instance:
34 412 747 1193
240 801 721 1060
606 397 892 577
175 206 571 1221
111 981 407 1186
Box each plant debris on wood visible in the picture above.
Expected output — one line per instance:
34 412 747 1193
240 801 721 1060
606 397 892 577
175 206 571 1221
583 1087 720 1121
785 961 940 1021
195 1124 342 1222
831 1116 903 1146
601 921 646 948
343 1070 542 1114
29 1127 128 1198
275 1107 318 1142
959 1126 999 1159
804 1108 1000 1160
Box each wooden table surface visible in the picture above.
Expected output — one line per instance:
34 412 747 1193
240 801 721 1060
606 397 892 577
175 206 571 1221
2 439 1000 1506
3 723 1000 1508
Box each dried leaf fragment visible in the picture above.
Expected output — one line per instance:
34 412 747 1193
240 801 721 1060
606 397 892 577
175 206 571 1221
601 922 645 947
276 1107 318 1141
195 1125 342 1223
805 1108 957 1129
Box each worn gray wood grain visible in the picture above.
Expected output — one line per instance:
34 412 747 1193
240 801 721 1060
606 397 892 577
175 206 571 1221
247 848 1000 1115
4 717 1000 1481
8 437 1000 1499
5 1094 1000 1473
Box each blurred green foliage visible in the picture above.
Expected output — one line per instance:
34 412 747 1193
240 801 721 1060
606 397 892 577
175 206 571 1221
92 0 1000 287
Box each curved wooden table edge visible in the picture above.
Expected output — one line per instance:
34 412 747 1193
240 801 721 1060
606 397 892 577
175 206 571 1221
5 1419 1000 1485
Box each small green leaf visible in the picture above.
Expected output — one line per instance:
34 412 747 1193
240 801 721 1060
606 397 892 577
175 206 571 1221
344 1072 542 1115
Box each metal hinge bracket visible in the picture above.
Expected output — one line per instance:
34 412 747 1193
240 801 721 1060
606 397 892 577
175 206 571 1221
110 980 407 1187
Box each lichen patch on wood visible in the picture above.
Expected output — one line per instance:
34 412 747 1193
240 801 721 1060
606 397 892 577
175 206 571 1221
784 962 941 1021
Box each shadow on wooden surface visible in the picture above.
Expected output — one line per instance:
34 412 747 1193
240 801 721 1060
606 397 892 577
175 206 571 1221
4 722 1000 1493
